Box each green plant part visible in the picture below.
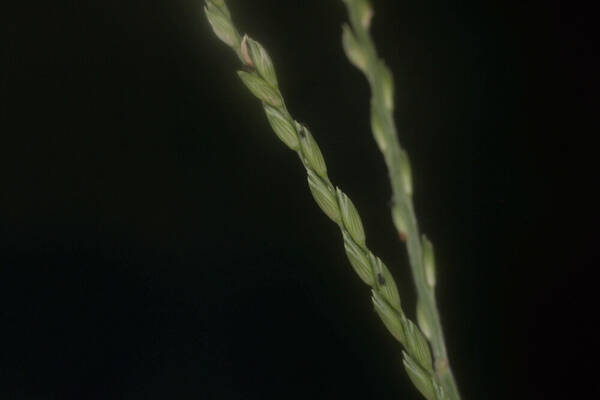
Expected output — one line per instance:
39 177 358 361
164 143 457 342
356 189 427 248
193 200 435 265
340 1 461 399
204 1 454 399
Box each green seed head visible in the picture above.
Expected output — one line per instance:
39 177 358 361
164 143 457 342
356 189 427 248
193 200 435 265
263 105 299 150
342 24 367 72
237 70 283 107
204 2 239 48
336 188 366 247
241 35 278 87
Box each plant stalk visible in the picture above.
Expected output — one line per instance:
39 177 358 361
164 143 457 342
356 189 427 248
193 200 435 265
341 1 461 399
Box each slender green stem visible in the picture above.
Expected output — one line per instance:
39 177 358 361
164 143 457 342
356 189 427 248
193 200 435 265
204 1 449 399
340 1 461 399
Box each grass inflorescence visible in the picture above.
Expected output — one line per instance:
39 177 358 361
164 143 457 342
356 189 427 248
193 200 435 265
204 1 462 399
340 1 461 399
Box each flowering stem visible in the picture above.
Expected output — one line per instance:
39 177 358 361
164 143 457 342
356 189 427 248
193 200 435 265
341 1 461 399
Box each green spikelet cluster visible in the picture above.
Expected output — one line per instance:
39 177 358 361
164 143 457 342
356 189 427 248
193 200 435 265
204 1 459 399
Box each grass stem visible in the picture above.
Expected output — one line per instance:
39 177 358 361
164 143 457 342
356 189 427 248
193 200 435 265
340 1 461 399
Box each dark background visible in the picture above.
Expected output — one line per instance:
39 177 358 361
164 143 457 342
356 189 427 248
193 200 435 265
1 0 595 399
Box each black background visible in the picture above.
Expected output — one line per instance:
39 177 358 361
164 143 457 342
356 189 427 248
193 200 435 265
1 0 596 399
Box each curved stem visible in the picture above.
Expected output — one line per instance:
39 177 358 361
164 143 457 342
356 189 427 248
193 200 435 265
204 1 447 399
341 1 461 399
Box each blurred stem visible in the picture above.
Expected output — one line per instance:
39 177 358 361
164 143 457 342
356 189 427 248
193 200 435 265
342 1 461 399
